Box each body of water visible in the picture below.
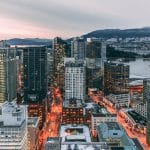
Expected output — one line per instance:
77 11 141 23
124 58 150 78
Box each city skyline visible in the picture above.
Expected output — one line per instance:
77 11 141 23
0 0 150 39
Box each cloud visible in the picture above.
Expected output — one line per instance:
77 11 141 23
0 0 150 38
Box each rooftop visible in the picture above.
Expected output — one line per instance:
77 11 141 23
46 137 61 143
97 122 136 149
129 80 143 86
27 117 39 128
85 102 111 115
60 124 91 143
63 99 83 108
61 142 108 150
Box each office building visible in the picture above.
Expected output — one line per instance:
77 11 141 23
0 101 27 149
134 102 147 118
23 46 47 126
23 46 47 103
97 122 137 150
53 37 68 88
86 38 106 90
144 79 150 145
62 99 90 125
60 124 108 149
47 48 54 87
65 60 86 101
0 48 17 104
91 105 117 137
104 62 130 107
71 37 86 60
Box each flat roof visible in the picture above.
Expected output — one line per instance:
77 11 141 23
60 124 91 143
105 122 121 130
63 99 83 108
27 117 39 127
61 142 108 150
46 137 61 143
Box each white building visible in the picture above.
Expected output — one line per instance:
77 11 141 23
60 124 91 143
108 93 130 108
0 101 27 150
45 137 61 150
65 61 86 101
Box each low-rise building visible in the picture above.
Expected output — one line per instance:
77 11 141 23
91 113 117 136
45 137 61 150
0 101 27 150
62 99 90 125
97 122 136 150
108 93 130 108
60 124 109 150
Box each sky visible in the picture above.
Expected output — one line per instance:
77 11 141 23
0 0 150 39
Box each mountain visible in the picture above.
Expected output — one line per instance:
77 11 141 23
82 27 150 39
6 38 52 46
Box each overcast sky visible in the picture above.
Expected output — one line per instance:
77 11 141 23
0 0 150 39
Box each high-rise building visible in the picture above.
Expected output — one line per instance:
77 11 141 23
144 79 150 145
86 38 106 90
0 101 27 149
65 60 86 101
71 37 86 60
104 62 130 107
47 48 54 87
86 38 106 68
53 37 69 89
0 48 17 104
23 46 47 103
23 46 47 126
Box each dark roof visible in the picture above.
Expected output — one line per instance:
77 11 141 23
132 138 144 150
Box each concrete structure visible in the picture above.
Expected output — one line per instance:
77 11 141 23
45 137 61 150
97 122 136 150
91 113 117 136
108 93 130 108
0 101 27 149
144 79 150 145
60 124 91 143
134 102 147 118
104 62 130 108
27 117 40 150
65 61 86 101
0 48 17 104
62 99 90 125
71 37 86 60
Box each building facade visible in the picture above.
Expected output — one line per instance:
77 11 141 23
104 62 130 107
144 79 150 145
23 46 47 103
65 61 86 101
0 48 17 104
0 101 27 149
86 38 106 90
71 37 86 60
